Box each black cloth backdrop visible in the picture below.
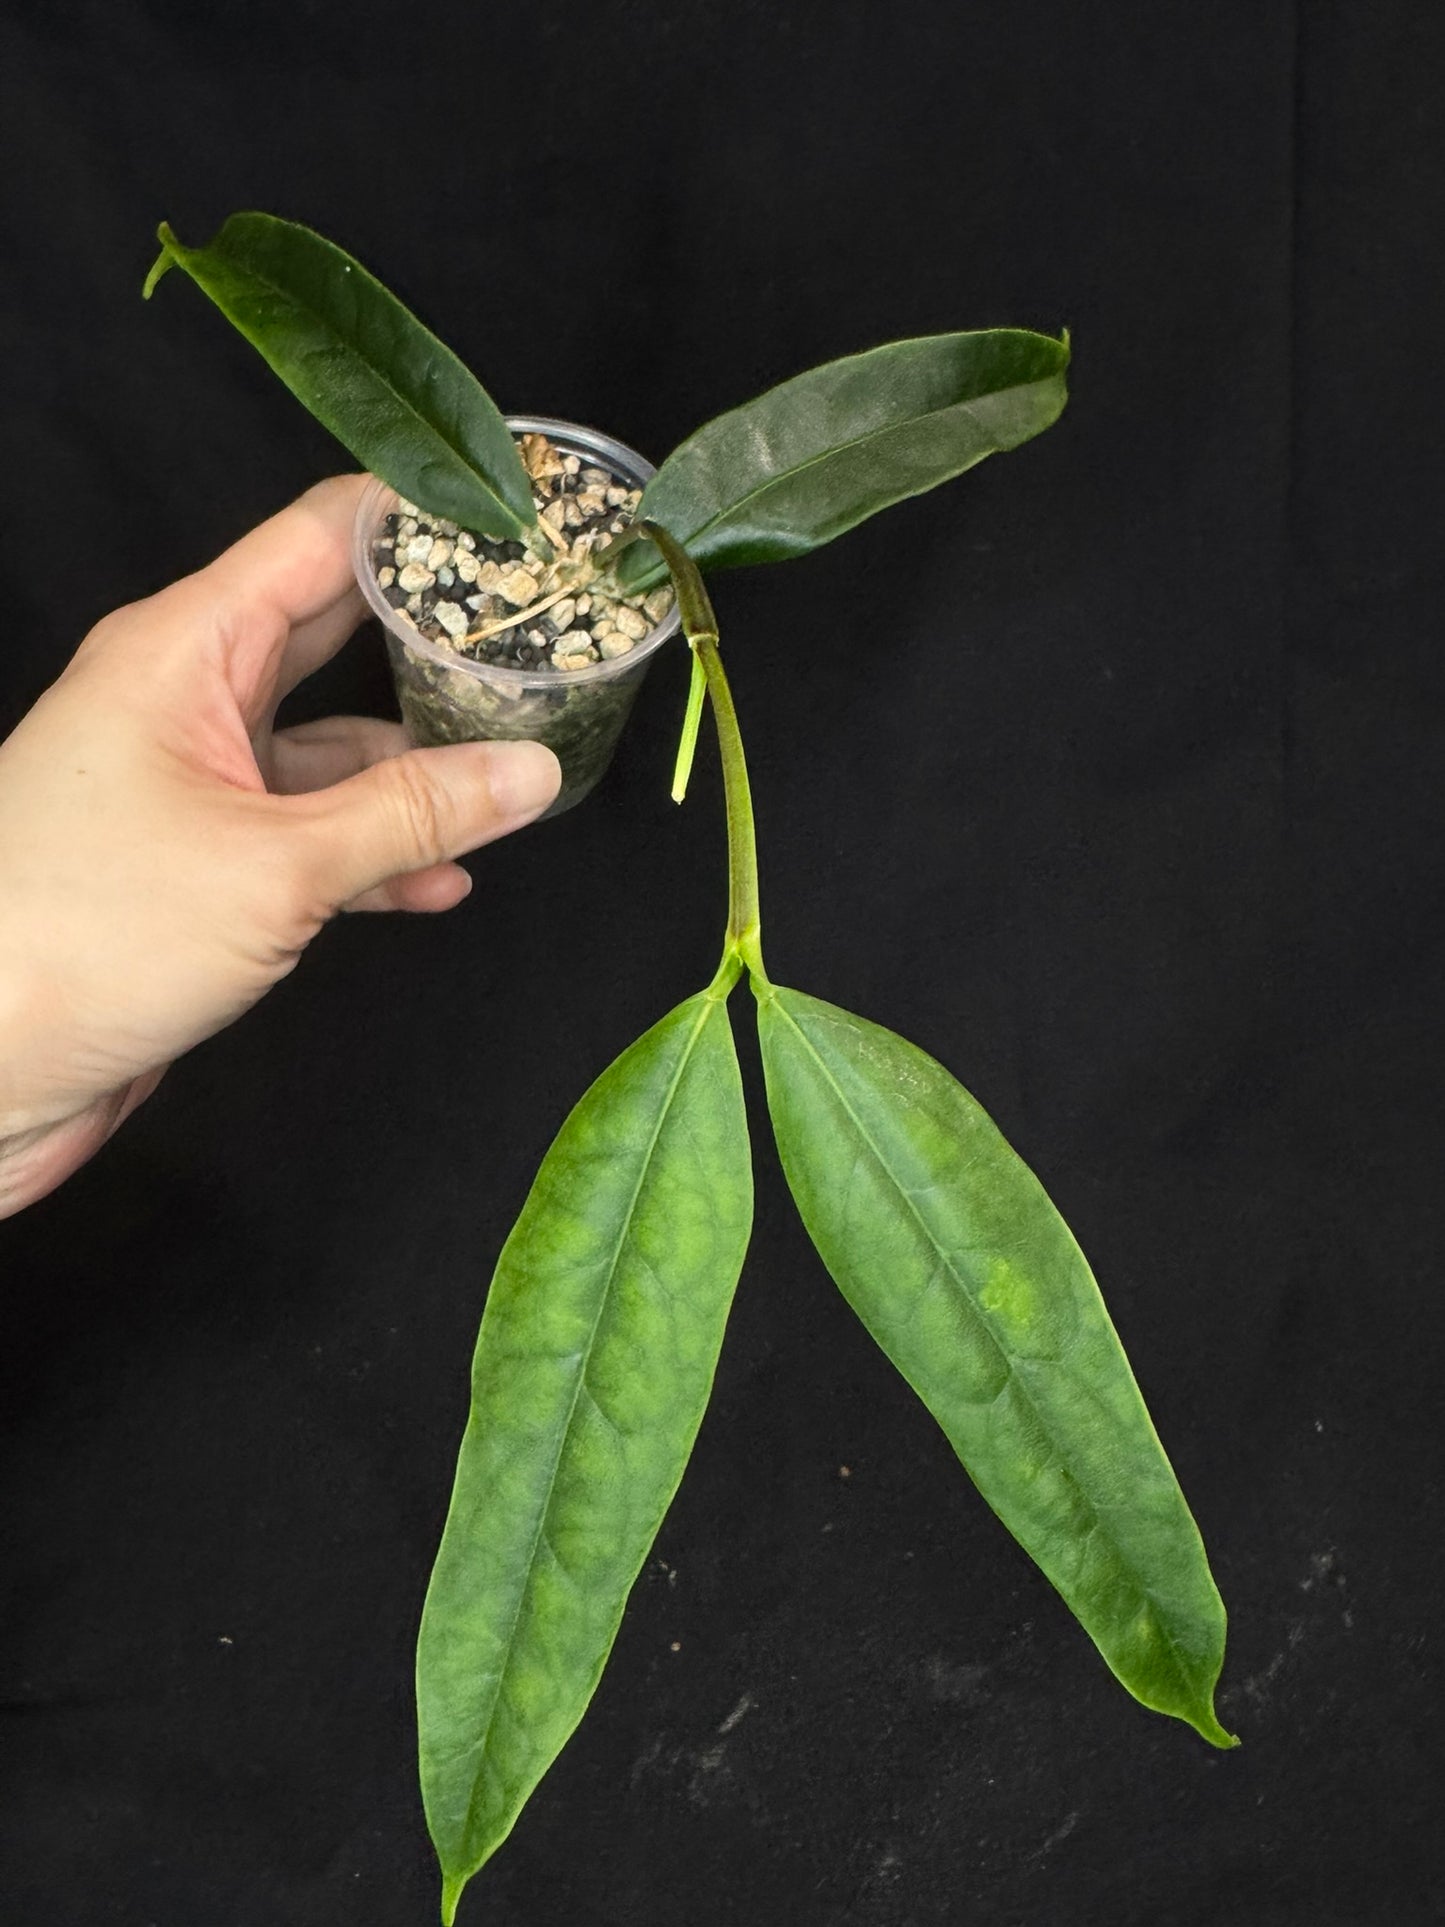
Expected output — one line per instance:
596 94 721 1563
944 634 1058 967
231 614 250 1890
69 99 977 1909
1 3 1442 1922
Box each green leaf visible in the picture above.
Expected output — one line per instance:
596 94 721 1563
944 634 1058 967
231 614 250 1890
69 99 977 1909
418 986 753 1923
144 213 538 541
756 984 1235 1749
618 327 1069 589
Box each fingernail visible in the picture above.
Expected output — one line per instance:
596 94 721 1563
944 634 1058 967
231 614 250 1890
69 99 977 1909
483 740 562 822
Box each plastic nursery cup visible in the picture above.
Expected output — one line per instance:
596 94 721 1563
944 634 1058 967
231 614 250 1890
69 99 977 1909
351 415 680 818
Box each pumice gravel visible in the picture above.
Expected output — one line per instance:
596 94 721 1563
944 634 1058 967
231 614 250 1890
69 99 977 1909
370 429 674 672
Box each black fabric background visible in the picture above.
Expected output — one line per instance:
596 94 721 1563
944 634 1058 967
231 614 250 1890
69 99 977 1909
1 3 1442 1922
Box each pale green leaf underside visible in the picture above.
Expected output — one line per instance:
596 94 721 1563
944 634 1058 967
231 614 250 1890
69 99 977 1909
757 985 1234 1749
619 327 1069 590
418 989 753 1922
144 212 537 540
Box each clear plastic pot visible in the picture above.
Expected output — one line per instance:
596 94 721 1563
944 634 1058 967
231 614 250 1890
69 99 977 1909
350 415 680 818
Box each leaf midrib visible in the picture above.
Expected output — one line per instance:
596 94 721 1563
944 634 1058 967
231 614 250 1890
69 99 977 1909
182 235 527 532
764 990 1206 1685
653 366 1058 552
452 992 719 1861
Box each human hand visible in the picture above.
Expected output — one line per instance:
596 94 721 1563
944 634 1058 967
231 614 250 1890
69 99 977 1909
0 473 560 1218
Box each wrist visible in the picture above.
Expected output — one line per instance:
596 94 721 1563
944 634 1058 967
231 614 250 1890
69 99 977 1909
0 1099 129 1220
0 965 115 1218
0 951 67 1140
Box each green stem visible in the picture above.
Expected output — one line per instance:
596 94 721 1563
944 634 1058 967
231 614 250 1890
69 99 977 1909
696 633 765 977
639 521 767 983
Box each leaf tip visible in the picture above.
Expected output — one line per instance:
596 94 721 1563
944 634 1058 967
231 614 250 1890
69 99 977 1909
142 222 181 300
440 1871 465 1925
1187 1696 1239 1750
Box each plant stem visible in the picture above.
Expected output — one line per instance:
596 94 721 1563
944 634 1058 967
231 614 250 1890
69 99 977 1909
639 521 766 982
696 631 765 978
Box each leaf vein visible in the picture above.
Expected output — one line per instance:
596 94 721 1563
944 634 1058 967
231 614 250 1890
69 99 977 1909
768 994 1195 1670
659 377 1057 554
456 997 720 1851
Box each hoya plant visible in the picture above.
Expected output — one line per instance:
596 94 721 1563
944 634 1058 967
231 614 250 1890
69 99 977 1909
145 214 1235 1923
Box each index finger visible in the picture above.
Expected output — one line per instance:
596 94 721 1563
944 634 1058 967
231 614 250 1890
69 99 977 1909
88 473 372 714
196 472 372 707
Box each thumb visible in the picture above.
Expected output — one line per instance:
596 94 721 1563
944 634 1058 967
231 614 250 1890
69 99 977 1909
296 738 560 909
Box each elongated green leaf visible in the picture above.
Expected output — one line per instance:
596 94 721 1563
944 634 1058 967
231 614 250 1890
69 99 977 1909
618 327 1069 590
144 212 537 540
418 988 753 1923
756 984 1234 1748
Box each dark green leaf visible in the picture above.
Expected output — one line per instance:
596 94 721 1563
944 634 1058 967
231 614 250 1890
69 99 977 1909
618 328 1069 589
418 988 753 1923
757 984 1234 1749
144 213 537 540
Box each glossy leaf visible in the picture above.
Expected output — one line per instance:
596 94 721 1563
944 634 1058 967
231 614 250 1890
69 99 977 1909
144 213 538 540
417 987 753 1923
756 984 1234 1748
618 327 1069 589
